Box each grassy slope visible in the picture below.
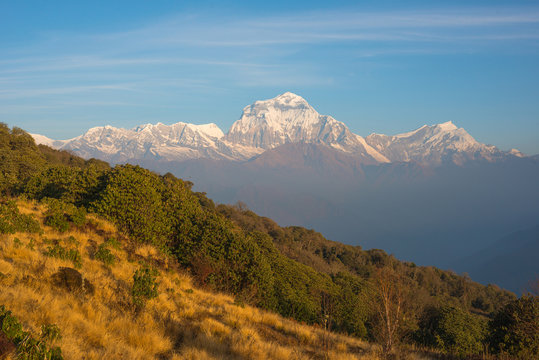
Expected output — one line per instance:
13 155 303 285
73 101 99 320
0 200 385 360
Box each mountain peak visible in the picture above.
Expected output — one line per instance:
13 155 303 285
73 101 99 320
248 92 312 113
509 148 525 157
435 121 458 131
227 92 328 149
364 120 504 165
224 93 387 163
274 91 308 102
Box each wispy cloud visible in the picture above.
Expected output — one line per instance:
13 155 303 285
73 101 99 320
0 84 137 99
107 7 539 47
1 5 539 128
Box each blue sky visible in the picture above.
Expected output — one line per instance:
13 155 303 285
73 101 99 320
2 0 539 154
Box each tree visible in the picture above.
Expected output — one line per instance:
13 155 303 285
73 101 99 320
488 295 539 359
415 305 486 357
370 267 406 356
91 165 171 247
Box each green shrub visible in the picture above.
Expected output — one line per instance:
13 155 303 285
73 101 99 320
91 165 170 246
104 237 121 249
0 306 23 341
415 305 487 357
131 266 159 309
44 243 82 268
26 238 35 250
0 124 47 195
0 200 41 234
43 198 86 232
40 324 62 343
94 243 115 266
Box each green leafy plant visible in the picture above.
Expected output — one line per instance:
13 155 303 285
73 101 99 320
26 238 35 250
44 243 82 269
131 265 159 309
415 305 487 357
488 295 539 359
43 198 86 232
40 324 62 344
0 305 63 360
94 243 115 266
0 200 41 234
104 237 121 249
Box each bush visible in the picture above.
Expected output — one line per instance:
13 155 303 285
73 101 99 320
488 295 539 359
44 243 82 268
43 198 86 232
0 200 41 234
91 165 170 246
0 305 63 360
0 124 47 195
415 305 486 357
94 243 115 266
104 237 121 249
131 266 159 309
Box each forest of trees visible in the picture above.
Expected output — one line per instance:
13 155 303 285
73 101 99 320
1 123 537 359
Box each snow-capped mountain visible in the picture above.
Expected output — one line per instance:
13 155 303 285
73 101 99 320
365 121 508 165
226 92 388 163
40 122 261 163
56 122 228 163
31 92 521 166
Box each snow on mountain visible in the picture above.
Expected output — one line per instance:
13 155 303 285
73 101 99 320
31 92 520 166
508 148 525 158
365 121 509 165
226 92 389 163
29 133 70 149
32 122 247 163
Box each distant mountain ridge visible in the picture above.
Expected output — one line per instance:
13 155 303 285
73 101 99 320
31 92 522 166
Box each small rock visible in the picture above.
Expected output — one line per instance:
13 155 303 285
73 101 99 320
52 267 94 296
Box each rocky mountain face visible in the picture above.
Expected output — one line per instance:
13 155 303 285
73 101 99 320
31 92 521 166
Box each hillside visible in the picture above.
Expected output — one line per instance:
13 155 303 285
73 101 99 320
215 204 516 314
0 199 379 360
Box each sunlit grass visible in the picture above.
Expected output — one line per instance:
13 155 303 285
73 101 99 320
0 199 380 359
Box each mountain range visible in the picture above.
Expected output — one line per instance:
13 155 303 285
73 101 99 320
32 92 539 293
32 92 524 166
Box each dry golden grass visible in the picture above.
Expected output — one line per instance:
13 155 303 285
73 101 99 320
0 200 382 360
